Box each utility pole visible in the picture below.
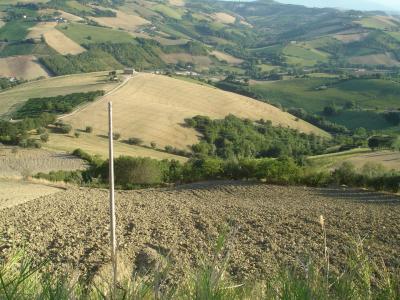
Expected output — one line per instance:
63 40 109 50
108 101 117 298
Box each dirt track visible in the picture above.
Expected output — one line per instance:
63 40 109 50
0 182 399 282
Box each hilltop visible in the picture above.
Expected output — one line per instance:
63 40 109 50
62 73 327 150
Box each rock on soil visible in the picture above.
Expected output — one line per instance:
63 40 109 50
0 182 399 282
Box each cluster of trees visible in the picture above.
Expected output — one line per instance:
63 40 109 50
0 77 23 91
43 149 399 194
0 113 55 145
288 107 349 134
185 115 330 160
86 40 165 70
40 49 122 75
13 91 104 118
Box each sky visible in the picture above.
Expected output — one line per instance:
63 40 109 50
275 0 400 12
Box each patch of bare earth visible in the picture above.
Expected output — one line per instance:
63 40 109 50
0 183 398 281
213 12 236 24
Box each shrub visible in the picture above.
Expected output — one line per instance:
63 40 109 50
127 137 143 145
40 133 49 143
85 126 93 133
150 141 157 149
102 156 164 186
332 162 357 185
37 127 46 134
74 131 80 138
113 132 121 140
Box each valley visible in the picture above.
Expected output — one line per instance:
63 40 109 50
0 0 399 298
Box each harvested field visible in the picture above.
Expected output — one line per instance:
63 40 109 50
45 132 187 161
348 53 400 66
39 9 84 22
310 149 400 171
0 146 86 178
211 50 243 64
0 179 60 210
26 21 57 39
0 71 118 118
0 55 49 80
0 183 398 281
43 28 86 55
63 73 327 149
92 10 149 32
213 12 236 24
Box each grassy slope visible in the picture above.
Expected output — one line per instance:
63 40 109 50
0 72 118 118
308 148 400 171
250 78 400 129
63 73 328 150
0 20 36 42
57 23 134 45
45 132 186 161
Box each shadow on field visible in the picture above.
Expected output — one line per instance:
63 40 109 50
315 187 400 204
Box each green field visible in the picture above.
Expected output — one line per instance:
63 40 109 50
282 44 329 66
0 42 56 58
153 4 183 20
250 77 400 129
0 20 36 42
57 23 134 45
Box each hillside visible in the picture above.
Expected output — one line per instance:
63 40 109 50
62 73 328 149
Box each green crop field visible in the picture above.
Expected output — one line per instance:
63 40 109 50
57 23 134 45
0 42 56 58
0 21 36 42
153 4 183 20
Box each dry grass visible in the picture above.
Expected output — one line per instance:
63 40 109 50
43 28 86 55
45 132 187 161
169 0 185 6
0 20 5 29
26 21 57 39
212 12 236 24
348 53 400 66
0 179 61 209
309 149 400 171
0 71 118 117
91 10 149 32
63 73 328 150
0 146 86 178
211 50 243 64
0 55 49 80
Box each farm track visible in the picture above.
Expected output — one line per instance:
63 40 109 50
0 182 398 282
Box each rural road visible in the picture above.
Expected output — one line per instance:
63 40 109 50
58 73 135 120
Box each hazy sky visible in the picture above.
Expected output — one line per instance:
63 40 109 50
276 0 400 11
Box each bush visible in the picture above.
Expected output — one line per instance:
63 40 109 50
37 127 46 134
332 162 357 185
40 133 49 143
102 156 164 186
74 131 80 138
85 126 93 133
150 141 157 149
127 137 143 145
113 132 121 140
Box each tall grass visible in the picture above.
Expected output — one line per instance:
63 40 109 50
0 227 398 299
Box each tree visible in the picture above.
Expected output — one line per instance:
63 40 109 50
127 137 143 145
74 131 80 138
85 126 93 133
113 132 121 140
323 104 338 116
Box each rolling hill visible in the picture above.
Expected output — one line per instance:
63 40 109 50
62 73 328 150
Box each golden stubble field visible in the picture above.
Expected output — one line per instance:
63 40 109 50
43 28 86 55
91 9 150 32
63 73 328 149
0 72 118 117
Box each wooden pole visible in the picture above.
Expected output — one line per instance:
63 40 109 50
108 101 117 298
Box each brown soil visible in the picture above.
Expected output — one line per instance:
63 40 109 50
0 182 398 282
